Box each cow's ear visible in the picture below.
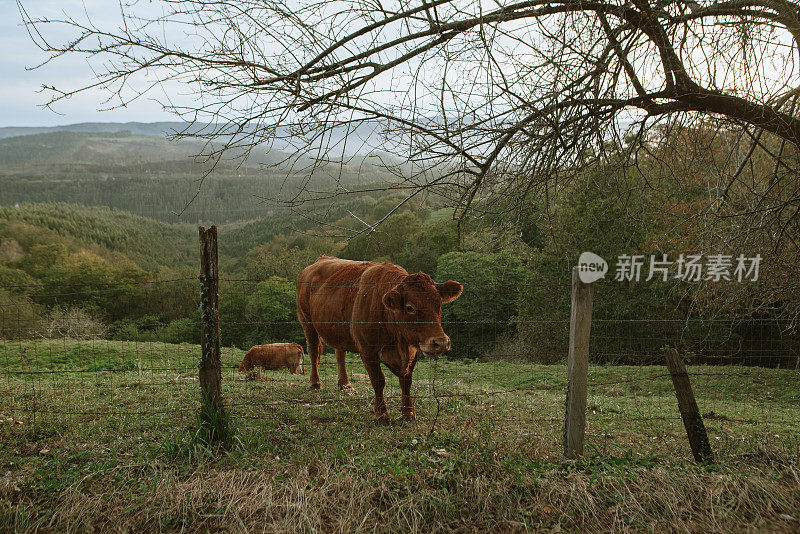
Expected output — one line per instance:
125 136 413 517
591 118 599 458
382 287 403 310
436 281 462 303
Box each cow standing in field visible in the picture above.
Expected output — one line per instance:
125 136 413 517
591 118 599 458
296 255 462 422
238 343 305 375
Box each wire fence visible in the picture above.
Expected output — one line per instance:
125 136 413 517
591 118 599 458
1 275 799 463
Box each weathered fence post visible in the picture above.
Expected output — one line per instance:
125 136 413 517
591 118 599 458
665 347 713 463
564 266 594 459
199 225 224 440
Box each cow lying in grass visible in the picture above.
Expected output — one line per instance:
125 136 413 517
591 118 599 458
297 255 462 422
238 343 305 375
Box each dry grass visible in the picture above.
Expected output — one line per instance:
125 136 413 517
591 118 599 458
5 456 799 532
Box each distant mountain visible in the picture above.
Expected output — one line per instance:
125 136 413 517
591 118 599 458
0 130 208 167
0 122 200 140
0 127 392 172
0 121 391 159
0 129 398 224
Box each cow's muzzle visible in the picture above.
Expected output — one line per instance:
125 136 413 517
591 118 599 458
420 335 451 356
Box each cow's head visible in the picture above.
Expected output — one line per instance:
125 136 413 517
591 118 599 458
382 272 462 356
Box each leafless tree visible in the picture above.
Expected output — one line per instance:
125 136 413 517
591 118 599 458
18 0 800 310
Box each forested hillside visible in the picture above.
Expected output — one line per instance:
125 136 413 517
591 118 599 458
0 203 199 341
0 130 205 166
0 203 196 268
0 131 397 223
0 124 797 366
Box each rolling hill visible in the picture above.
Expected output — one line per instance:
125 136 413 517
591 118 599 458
0 121 198 140
0 202 197 271
0 130 398 224
0 130 208 167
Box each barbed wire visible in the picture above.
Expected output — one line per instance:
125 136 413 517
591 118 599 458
4 359 798 378
0 277 199 291
7 401 796 429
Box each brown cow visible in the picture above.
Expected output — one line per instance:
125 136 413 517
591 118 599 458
296 255 462 422
238 343 305 375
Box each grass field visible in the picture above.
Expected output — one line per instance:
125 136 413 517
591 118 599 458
1 339 799 532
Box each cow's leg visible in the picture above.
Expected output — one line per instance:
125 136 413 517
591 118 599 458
336 348 355 393
399 375 415 421
361 353 389 423
399 355 419 422
302 325 323 390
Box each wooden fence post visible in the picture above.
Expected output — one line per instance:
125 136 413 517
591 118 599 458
665 347 714 463
564 266 594 459
199 225 224 438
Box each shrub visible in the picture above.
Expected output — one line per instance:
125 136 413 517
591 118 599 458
0 265 40 294
0 289 42 338
160 315 201 345
436 251 528 358
39 306 108 340
220 277 302 349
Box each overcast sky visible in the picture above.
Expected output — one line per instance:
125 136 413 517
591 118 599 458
0 1 176 127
